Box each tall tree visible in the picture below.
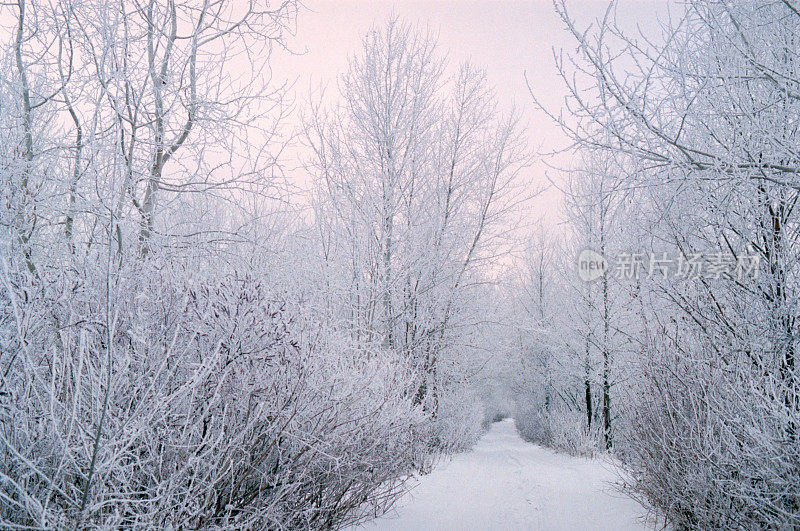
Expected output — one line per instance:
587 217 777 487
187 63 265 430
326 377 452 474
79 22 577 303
305 17 529 416
547 0 800 526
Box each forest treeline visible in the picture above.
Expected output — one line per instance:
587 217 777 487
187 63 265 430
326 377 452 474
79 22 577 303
1 0 799 529
504 1 800 529
0 1 525 527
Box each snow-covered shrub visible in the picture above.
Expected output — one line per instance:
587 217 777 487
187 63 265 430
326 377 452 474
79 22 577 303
432 386 486 454
513 403 596 457
547 0 800 526
0 259 430 529
621 339 800 530
513 404 550 447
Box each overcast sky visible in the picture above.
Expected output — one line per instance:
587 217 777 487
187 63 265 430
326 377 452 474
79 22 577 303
272 0 669 232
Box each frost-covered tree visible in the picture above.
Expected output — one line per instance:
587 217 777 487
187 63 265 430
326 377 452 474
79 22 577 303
304 17 529 447
546 0 800 526
0 3 449 529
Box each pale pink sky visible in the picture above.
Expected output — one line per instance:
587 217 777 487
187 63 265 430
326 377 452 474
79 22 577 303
272 0 669 230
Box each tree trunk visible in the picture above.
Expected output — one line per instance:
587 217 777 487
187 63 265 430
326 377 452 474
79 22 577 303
601 234 612 449
585 341 592 431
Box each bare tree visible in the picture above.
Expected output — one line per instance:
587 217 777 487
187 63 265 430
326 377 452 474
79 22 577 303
544 0 800 526
305 17 530 450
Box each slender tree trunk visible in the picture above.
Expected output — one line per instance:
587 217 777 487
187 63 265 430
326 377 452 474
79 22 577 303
58 23 83 255
14 0 38 277
601 233 612 449
585 341 592 431
382 144 394 349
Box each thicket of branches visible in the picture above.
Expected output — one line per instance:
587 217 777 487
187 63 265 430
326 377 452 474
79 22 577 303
507 0 800 528
304 17 529 453
1 262 431 528
0 2 523 528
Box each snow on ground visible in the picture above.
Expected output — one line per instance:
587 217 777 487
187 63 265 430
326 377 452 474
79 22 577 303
352 419 658 531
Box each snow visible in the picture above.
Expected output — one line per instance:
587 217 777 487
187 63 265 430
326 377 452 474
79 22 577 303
352 419 657 531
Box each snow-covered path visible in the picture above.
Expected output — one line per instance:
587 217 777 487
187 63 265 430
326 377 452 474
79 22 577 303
354 419 655 531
